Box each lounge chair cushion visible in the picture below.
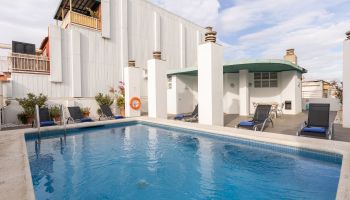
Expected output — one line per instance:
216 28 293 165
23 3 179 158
303 127 326 133
175 114 185 120
239 121 255 126
114 116 124 119
80 118 93 123
40 121 55 127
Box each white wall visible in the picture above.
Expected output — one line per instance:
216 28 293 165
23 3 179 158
280 71 302 115
4 0 206 100
302 98 341 111
127 0 206 97
167 75 196 114
172 71 303 116
223 73 239 114
2 98 106 125
302 81 323 98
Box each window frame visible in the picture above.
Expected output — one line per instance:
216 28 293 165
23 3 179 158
254 72 278 88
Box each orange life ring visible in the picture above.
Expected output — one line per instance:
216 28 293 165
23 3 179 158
130 97 141 110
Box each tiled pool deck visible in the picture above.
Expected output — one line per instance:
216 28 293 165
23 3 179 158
0 117 350 199
224 111 350 142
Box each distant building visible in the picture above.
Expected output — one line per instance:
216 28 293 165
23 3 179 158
302 80 333 98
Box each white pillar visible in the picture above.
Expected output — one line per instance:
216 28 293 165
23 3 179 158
119 0 128 81
153 12 161 52
198 42 224 126
239 70 250 116
124 66 142 117
179 23 186 69
343 32 350 128
147 59 167 119
101 0 111 38
70 30 82 97
49 25 62 83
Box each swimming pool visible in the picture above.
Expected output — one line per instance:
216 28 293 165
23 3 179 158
25 122 341 200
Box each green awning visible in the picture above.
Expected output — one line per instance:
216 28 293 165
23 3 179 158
167 59 307 76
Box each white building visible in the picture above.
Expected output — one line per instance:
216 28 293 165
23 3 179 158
302 80 331 99
0 0 307 124
343 31 350 128
167 56 306 116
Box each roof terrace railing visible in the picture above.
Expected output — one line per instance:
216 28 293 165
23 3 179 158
62 10 101 31
7 53 50 74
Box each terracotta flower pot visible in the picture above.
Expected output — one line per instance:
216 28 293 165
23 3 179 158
53 116 61 122
27 116 34 125
120 107 125 117
83 112 90 118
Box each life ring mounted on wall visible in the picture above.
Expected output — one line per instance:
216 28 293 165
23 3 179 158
130 97 141 110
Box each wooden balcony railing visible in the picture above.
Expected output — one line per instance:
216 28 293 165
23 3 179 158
8 53 50 74
62 11 101 31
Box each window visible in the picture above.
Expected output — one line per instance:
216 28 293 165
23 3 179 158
254 72 278 88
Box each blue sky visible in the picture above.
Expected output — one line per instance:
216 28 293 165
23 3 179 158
0 0 349 81
152 0 350 81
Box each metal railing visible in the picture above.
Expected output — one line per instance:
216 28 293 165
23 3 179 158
7 53 50 74
62 11 101 31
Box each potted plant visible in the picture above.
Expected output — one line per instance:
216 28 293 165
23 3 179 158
16 93 47 124
95 93 114 116
116 81 125 116
81 107 91 118
117 95 125 116
49 106 61 122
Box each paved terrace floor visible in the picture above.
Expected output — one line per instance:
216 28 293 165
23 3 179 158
169 111 350 142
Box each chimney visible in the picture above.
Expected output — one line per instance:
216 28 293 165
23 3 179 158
128 60 136 67
153 51 161 60
284 49 298 64
346 31 350 40
204 27 217 43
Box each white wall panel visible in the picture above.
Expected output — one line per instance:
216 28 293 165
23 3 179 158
101 0 111 38
49 25 63 83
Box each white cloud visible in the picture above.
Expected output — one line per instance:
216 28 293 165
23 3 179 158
0 0 348 80
150 0 220 27
0 0 60 47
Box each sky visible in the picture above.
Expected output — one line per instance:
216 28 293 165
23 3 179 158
0 0 349 81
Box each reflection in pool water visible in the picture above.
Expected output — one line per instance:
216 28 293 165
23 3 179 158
26 123 341 200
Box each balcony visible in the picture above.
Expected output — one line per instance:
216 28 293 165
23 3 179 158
0 53 50 74
61 10 101 30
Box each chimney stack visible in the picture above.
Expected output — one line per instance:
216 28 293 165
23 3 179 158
128 60 136 67
284 49 298 64
153 51 162 60
204 27 217 43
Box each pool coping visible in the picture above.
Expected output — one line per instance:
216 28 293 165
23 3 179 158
0 117 349 200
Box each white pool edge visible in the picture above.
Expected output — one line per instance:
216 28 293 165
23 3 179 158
1 117 349 200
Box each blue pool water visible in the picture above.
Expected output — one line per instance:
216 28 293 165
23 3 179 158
26 122 341 200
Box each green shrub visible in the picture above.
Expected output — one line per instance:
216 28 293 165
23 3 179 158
16 93 47 117
117 96 125 108
49 106 61 118
80 107 91 114
95 93 114 106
